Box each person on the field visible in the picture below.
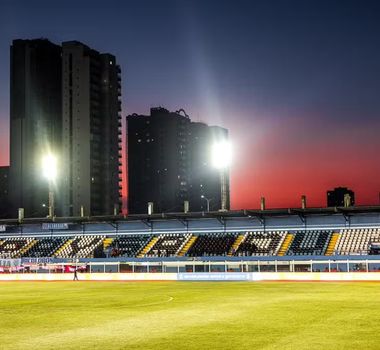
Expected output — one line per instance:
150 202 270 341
73 267 78 281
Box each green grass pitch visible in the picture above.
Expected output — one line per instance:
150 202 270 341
1 281 380 349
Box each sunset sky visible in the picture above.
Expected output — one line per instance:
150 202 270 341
0 0 379 209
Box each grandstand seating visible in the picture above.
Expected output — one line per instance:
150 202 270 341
1 228 380 258
235 231 287 256
109 235 152 257
336 228 380 255
146 233 192 257
22 237 68 258
54 236 105 258
286 230 331 255
0 238 34 258
186 233 237 257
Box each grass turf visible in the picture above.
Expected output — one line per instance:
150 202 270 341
0 281 380 349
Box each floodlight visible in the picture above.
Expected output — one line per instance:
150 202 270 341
211 141 232 169
42 154 57 181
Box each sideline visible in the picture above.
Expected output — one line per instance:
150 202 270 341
2 272 380 282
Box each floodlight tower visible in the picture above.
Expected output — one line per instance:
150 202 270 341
211 141 232 211
42 154 57 219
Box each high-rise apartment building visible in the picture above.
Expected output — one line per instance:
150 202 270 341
9 39 62 218
327 187 355 207
0 166 10 218
61 41 122 216
188 123 230 212
127 107 190 214
9 39 122 218
127 107 230 214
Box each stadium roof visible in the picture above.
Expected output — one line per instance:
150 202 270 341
1 205 380 225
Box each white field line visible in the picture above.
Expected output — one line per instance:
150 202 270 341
126 295 174 308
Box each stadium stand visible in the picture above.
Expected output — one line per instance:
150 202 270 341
145 233 192 257
1 207 380 261
54 235 105 258
0 238 34 258
186 233 237 257
235 231 287 256
1 228 380 258
336 228 380 255
22 237 68 258
286 230 332 255
109 235 152 257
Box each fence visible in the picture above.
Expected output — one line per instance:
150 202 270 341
1 258 380 274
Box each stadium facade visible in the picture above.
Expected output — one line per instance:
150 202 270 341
1 206 380 258
1 207 380 280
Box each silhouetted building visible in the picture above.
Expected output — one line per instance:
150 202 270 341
0 166 10 218
327 187 355 207
9 39 122 218
61 41 122 216
127 107 190 214
127 107 230 214
9 39 62 218
188 122 230 211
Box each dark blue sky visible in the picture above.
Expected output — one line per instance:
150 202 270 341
1 0 379 208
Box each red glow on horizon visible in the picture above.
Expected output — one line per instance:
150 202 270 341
1 111 379 211
228 113 380 209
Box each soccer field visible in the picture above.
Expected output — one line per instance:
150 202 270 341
1 281 379 350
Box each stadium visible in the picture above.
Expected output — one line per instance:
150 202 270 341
1 2 379 348
1 207 380 349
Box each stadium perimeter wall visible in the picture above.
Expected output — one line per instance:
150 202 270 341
2 272 380 281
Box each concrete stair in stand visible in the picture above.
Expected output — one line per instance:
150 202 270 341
325 233 340 256
228 234 246 256
103 238 114 249
54 238 73 257
277 233 294 256
137 236 159 258
178 236 197 257
19 239 38 257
